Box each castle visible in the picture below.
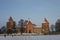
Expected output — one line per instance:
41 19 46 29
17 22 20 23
6 16 50 34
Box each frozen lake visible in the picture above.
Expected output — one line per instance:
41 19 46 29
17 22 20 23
0 35 60 40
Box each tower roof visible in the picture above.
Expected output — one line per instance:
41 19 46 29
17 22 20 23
42 18 49 23
9 16 13 22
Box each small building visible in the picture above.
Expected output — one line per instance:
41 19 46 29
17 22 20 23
15 27 21 33
33 27 42 34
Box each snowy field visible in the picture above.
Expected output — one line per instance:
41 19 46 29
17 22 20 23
0 35 60 40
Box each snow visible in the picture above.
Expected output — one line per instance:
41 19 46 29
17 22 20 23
0 35 60 40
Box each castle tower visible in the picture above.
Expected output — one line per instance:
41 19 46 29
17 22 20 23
6 16 15 33
42 18 50 34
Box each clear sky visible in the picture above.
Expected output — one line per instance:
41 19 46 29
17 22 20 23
0 0 60 27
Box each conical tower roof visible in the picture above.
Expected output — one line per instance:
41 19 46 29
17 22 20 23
9 16 13 22
42 18 49 23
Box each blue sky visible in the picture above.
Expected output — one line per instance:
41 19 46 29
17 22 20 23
0 0 60 27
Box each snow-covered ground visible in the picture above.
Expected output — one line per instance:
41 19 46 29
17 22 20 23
0 33 43 36
0 35 60 40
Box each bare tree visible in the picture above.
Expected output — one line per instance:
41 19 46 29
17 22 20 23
55 19 60 32
51 24 55 32
18 19 24 34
